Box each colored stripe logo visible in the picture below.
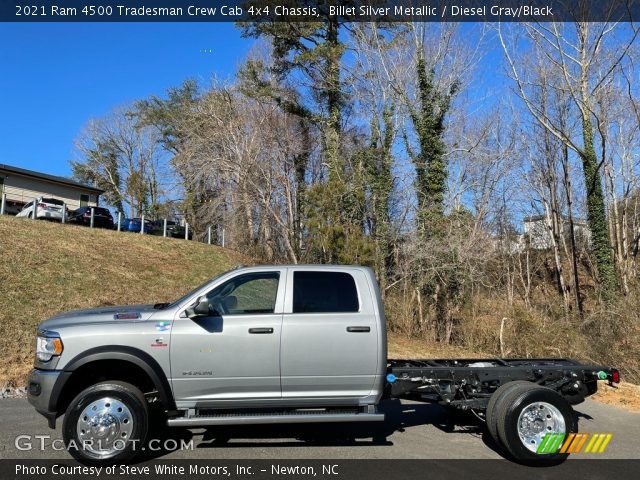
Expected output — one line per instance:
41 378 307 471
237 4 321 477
537 433 565 453
537 433 613 454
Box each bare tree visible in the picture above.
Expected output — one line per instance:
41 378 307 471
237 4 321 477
72 106 167 218
499 20 640 298
173 84 304 261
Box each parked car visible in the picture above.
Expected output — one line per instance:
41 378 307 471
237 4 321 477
16 197 66 221
27 265 618 464
68 207 114 229
150 219 192 239
120 217 153 234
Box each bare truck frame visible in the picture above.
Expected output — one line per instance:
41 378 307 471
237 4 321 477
386 357 618 460
387 357 609 407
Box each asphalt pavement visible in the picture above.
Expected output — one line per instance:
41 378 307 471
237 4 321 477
1 398 638 461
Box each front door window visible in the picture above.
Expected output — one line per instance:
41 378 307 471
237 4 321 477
206 272 279 316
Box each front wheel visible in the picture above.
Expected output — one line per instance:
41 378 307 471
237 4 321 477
496 384 577 463
63 381 148 465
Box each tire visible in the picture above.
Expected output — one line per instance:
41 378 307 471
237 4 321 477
485 380 534 444
62 381 148 465
496 384 577 463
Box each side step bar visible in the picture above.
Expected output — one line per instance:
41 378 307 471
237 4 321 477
167 410 385 427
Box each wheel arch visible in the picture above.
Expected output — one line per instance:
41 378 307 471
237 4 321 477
51 345 175 416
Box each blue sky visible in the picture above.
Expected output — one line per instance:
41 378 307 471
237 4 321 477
0 22 503 186
0 23 249 177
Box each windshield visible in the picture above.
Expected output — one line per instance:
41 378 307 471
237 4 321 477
166 269 234 309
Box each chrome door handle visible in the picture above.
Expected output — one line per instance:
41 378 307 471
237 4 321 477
249 327 274 334
346 326 370 333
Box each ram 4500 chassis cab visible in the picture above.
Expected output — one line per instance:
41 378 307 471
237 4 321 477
27 265 619 464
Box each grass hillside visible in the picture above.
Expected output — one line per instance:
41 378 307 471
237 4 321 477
0 216 247 385
0 215 481 387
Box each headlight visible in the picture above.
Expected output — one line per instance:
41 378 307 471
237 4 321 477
36 334 63 362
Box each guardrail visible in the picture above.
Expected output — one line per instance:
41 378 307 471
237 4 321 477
0 193 222 246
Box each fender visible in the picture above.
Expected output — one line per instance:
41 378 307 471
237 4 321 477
50 345 176 413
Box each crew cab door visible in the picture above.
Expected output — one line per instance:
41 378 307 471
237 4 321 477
170 269 285 404
280 268 379 400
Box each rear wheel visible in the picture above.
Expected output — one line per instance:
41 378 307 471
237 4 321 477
63 381 148 465
496 384 577 463
485 380 534 444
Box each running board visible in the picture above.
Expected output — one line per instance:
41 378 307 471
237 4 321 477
166 410 385 427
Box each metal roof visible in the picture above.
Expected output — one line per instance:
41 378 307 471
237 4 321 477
0 163 104 194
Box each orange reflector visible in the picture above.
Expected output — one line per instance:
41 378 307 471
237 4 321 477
51 338 63 355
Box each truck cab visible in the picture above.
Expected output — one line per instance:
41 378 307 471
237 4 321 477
168 265 386 408
27 265 387 463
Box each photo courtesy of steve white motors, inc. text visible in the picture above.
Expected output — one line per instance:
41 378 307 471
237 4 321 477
15 463 339 477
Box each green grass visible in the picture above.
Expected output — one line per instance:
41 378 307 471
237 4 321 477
0 215 247 386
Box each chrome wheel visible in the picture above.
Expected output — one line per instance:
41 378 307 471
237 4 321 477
517 401 566 453
76 397 133 458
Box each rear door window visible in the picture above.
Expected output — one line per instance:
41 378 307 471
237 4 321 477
293 271 359 313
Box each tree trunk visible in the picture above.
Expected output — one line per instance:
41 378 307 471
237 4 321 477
577 29 617 298
579 114 617 298
562 144 584 318
324 19 342 188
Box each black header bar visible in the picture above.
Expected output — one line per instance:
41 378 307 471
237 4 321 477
1 0 638 22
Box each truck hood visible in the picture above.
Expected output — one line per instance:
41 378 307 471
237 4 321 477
38 304 158 331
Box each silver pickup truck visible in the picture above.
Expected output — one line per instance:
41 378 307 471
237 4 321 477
27 264 618 464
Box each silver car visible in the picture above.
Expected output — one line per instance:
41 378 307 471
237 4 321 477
16 196 66 221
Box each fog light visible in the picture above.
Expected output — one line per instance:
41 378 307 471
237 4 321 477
28 381 41 396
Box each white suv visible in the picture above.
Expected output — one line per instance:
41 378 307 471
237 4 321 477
16 197 66 221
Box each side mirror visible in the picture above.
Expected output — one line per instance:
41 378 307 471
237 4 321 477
185 296 210 318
